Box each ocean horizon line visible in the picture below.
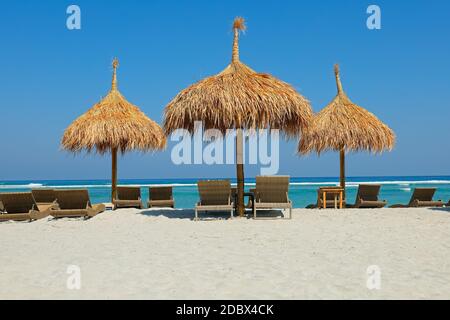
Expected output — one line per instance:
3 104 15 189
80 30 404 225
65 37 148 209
1 175 450 183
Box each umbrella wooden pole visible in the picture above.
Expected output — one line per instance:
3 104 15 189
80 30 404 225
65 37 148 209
111 148 118 202
340 148 346 199
236 129 245 217
233 20 246 216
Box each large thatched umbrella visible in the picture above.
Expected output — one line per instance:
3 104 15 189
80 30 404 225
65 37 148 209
62 59 166 201
299 64 395 197
164 17 312 216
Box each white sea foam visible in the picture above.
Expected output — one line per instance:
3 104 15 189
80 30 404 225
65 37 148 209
1 180 449 190
345 180 450 186
0 183 43 189
46 183 199 188
61 180 449 188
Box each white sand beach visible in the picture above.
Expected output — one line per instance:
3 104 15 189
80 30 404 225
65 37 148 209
1 207 450 300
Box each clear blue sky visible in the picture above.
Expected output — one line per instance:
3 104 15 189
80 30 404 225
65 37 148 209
0 0 449 180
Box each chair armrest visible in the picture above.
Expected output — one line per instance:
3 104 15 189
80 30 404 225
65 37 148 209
411 199 420 207
51 200 61 210
254 191 260 203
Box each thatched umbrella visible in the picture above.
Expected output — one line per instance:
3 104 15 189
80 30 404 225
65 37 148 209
299 64 395 197
164 17 312 216
62 59 166 201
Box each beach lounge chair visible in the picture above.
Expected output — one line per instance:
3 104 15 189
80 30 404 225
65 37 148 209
51 189 105 219
349 184 387 208
32 189 57 210
253 176 292 219
113 186 143 210
195 180 234 220
390 188 444 208
0 192 50 222
148 186 175 208
306 186 346 209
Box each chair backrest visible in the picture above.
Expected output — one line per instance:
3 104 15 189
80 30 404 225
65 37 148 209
0 192 38 213
55 190 91 210
410 188 436 203
356 184 381 201
255 176 290 203
149 186 173 201
117 187 141 201
197 180 231 206
32 189 56 203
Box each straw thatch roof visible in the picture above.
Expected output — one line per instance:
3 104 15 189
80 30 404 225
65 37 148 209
299 64 395 154
163 17 312 136
62 59 166 154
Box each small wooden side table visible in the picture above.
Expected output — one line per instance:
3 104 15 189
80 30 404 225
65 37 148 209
232 191 255 216
321 188 344 209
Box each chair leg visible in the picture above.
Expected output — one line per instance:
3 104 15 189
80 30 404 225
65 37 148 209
230 209 233 219
194 209 198 221
289 207 292 219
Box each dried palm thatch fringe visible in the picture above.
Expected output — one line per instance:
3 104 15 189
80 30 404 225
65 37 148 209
61 59 166 154
299 64 395 155
163 17 313 136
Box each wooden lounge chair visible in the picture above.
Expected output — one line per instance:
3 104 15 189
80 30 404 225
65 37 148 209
113 186 143 210
148 186 175 208
390 188 444 208
253 176 292 219
32 189 58 210
195 180 234 221
0 192 50 222
349 184 387 208
51 189 105 219
306 186 346 209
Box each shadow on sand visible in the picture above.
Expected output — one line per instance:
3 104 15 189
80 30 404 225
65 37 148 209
137 208 286 220
428 206 450 213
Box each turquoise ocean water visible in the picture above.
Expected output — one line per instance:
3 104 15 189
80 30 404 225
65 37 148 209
1 176 450 208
